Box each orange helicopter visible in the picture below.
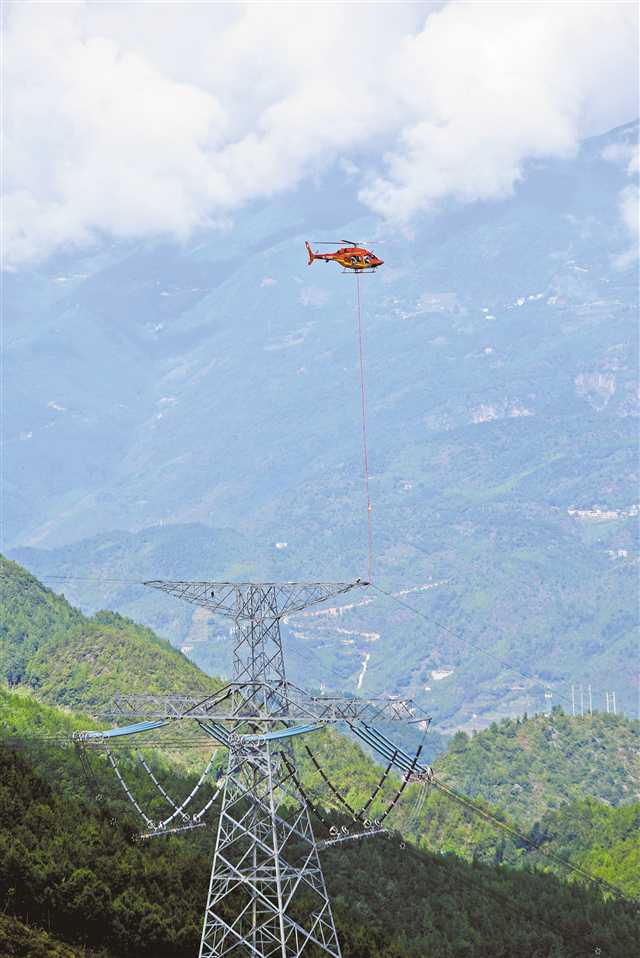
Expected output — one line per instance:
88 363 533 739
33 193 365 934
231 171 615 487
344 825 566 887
305 240 383 272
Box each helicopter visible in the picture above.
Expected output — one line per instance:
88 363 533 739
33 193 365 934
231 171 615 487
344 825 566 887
305 240 383 272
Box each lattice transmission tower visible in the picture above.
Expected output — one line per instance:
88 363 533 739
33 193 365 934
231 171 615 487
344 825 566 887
78 579 431 958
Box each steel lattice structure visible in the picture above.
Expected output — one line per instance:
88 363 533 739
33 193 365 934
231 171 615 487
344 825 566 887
77 579 432 958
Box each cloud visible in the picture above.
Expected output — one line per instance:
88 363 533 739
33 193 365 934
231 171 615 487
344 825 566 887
2 1 638 266
603 130 640 265
360 2 639 219
614 183 640 268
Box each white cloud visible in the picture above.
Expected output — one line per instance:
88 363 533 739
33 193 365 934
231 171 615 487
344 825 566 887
603 127 640 265
2 1 638 266
615 183 640 267
603 142 640 174
361 2 639 219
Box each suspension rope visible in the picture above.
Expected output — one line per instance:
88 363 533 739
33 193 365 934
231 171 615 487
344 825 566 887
360 754 396 815
281 753 333 829
192 783 223 822
303 742 421 830
282 752 387 851
355 273 373 581
398 777 430 834
304 744 363 822
105 744 219 832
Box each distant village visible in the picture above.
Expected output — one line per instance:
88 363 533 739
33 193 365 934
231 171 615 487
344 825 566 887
567 503 639 522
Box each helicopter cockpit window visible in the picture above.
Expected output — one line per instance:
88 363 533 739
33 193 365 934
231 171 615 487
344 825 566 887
364 255 371 264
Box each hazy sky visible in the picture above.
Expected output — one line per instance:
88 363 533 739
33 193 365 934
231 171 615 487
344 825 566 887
3 1 638 266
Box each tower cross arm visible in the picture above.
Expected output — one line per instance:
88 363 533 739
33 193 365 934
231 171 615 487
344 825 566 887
143 579 367 619
101 687 428 724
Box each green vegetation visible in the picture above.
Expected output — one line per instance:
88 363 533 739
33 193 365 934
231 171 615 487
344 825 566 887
536 799 640 898
1 745 638 958
0 913 103 957
2 557 639 953
292 719 640 896
0 558 84 688
435 709 640 822
1 558 218 710
0 748 207 957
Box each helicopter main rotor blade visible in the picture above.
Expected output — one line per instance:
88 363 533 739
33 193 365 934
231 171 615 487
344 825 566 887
312 240 361 247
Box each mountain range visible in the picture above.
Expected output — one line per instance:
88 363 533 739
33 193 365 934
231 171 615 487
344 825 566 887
1 557 639 956
6 120 639 730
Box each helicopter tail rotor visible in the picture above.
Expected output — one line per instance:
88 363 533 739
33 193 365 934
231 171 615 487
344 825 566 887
305 241 316 265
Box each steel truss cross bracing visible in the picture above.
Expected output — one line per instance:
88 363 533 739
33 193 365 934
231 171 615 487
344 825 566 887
151 580 358 958
79 580 433 957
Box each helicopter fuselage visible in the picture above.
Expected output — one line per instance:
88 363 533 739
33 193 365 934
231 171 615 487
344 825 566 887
306 241 383 271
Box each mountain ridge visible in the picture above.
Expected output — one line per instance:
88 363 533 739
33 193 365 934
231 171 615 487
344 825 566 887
2 557 638 954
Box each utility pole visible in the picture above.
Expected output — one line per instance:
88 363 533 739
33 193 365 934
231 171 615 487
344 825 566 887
605 691 610 714
85 579 431 958
571 685 575 716
580 684 584 718
612 690 617 715
588 684 592 715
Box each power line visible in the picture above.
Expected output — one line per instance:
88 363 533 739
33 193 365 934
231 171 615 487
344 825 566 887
396 831 624 951
29 574 145 584
0 738 220 750
370 582 577 712
429 775 633 902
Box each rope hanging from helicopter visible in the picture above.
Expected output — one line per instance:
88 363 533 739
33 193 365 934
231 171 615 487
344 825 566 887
355 273 374 582
306 239 376 580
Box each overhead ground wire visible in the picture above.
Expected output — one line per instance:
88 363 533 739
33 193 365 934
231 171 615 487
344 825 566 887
428 775 632 902
369 582 578 713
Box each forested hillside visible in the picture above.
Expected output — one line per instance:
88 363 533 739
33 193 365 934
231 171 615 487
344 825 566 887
435 710 640 819
1 557 218 710
1 746 638 958
0 914 103 958
2 557 639 954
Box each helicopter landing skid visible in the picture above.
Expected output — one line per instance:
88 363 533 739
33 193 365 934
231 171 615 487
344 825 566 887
341 268 379 275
